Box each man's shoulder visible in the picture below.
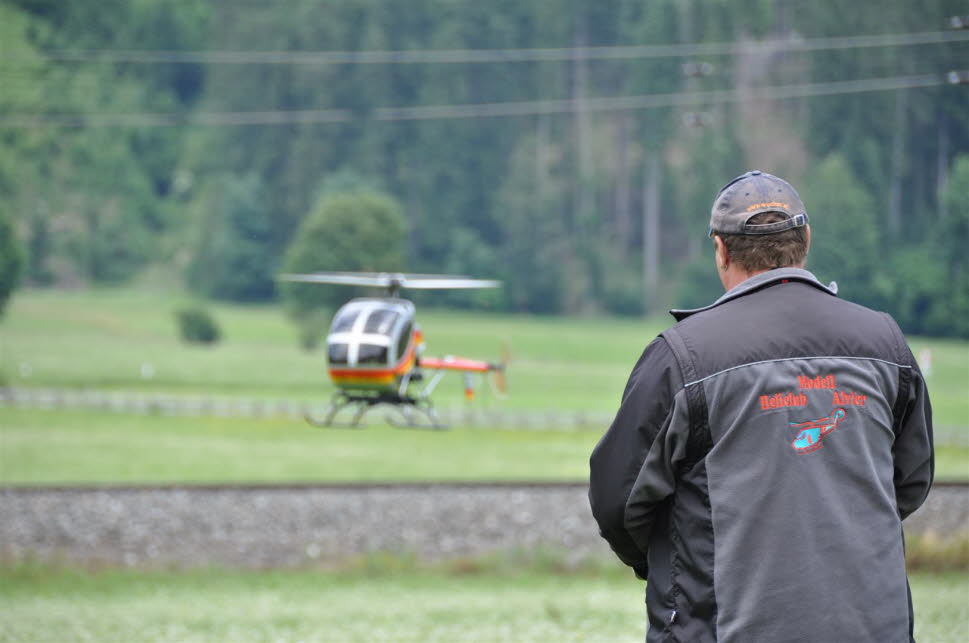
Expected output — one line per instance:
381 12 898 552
624 334 684 398
678 280 889 330
667 282 909 375
632 335 680 378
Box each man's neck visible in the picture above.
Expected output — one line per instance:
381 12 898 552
721 267 770 292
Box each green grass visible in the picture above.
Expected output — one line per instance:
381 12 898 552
905 337 969 439
936 446 969 482
0 288 663 411
1 407 966 484
0 408 600 484
4 287 966 423
0 288 965 484
1 561 965 642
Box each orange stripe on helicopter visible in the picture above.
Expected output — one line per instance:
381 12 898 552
327 338 418 382
330 373 396 388
329 353 415 379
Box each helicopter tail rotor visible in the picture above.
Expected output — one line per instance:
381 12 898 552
489 341 510 397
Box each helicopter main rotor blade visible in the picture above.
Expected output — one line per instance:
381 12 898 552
396 273 477 280
401 278 502 290
278 272 501 291
278 273 394 288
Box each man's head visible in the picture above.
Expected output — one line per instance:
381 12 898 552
708 170 811 290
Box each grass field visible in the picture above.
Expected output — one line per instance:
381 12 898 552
1 288 966 484
1 560 966 642
3 288 967 421
0 288 663 411
0 408 598 484
2 407 967 484
2 290 966 642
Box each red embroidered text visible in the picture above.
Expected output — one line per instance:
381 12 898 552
759 392 808 410
798 375 836 389
832 390 866 406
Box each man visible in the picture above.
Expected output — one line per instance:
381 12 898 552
589 170 933 642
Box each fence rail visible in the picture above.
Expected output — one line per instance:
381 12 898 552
2 386 965 444
0 386 614 431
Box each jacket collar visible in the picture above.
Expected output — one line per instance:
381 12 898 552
669 267 838 322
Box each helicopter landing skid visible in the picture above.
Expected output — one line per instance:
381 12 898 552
304 392 448 430
384 403 447 430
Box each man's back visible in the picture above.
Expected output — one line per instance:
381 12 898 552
590 268 933 643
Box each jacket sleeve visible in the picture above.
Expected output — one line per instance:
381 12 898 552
893 348 934 520
588 337 683 578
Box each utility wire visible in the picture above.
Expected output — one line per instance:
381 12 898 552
1 72 957 129
26 30 969 66
373 73 951 120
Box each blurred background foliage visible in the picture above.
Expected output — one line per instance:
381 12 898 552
0 201 24 316
280 189 407 316
1 0 967 336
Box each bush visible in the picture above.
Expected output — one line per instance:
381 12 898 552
280 189 407 317
175 307 221 344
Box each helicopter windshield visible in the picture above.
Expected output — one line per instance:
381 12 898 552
364 309 400 336
328 343 349 365
330 308 358 334
357 343 389 364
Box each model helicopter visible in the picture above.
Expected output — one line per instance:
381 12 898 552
280 271 507 429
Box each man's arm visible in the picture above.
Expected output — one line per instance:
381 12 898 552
588 337 682 577
893 353 934 520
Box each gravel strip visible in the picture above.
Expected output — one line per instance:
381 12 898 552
1 483 964 569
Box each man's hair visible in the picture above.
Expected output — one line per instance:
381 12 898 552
717 211 808 272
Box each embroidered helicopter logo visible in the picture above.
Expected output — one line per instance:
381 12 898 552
790 408 846 454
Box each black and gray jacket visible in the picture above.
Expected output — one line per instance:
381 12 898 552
589 268 933 643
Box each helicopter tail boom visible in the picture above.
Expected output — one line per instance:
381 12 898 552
419 356 497 372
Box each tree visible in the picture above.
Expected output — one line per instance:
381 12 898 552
0 204 25 316
6 0 967 329
894 155 969 337
280 190 407 316
930 155 969 337
494 130 570 313
3 1 204 286
800 154 884 310
186 173 276 301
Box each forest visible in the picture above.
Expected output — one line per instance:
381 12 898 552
2 0 967 336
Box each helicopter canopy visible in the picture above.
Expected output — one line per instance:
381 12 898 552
326 298 416 369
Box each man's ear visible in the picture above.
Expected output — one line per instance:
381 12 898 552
804 224 811 255
714 235 729 270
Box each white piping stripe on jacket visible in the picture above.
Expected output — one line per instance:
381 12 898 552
682 355 912 389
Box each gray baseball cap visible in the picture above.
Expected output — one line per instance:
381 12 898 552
708 170 808 237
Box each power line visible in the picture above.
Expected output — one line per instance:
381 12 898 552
372 74 951 120
1 72 957 129
27 30 969 66
0 109 348 129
